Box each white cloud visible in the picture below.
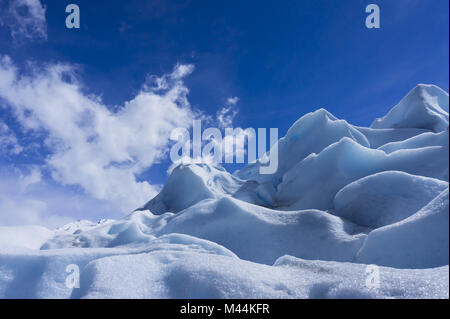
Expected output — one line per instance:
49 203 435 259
0 0 47 42
215 96 254 163
227 96 239 106
222 127 255 162
216 96 239 128
143 63 195 92
0 166 121 228
0 121 23 155
0 55 196 212
0 168 58 227
165 95 253 171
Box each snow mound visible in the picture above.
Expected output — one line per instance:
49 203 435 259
44 196 367 265
379 129 449 154
140 164 240 214
42 209 167 249
72 252 448 299
54 219 115 235
371 84 449 132
356 126 428 149
333 171 448 228
276 136 448 211
157 196 367 264
139 164 270 214
1 244 447 298
0 234 237 298
357 188 449 268
235 108 369 184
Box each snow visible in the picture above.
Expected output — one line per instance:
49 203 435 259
139 164 265 214
276 136 448 211
357 188 449 269
43 196 367 264
54 219 115 236
333 171 448 228
72 252 448 299
0 84 448 298
157 197 367 264
356 126 428 149
0 234 238 298
1 246 446 298
379 129 449 154
371 84 449 132
3 248 447 299
235 108 370 184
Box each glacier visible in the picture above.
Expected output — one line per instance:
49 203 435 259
0 84 449 299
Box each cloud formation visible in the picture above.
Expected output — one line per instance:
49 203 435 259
0 0 47 42
0 121 23 155
0 56 196 212
0 166 120 228
166 95 255 173
216 96 239 128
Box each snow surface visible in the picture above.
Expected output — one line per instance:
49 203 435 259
356 126 428 149
0 84 449 298
43 197 368 264
1 247 447 298
140 164 245 214
235 108 370 184
139 164 272 214
333 171 448 228
275 137 448 211
72 253 448 299
371 84 449 132
357 188 449 269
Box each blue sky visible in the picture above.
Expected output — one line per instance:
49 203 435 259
0 0 448 227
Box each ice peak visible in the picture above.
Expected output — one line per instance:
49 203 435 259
371 84 449 132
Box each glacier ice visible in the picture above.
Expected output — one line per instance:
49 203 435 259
379 129 449 154
157 197 367 264
275 136 448 211
139 164 273 214
0 84 449 298
235 108 370 184
43 196 368 264
333 171 448 228
72 252 448 299
371 84 449 132
140 164 245 215
355 126 429 149
357 188 449 269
